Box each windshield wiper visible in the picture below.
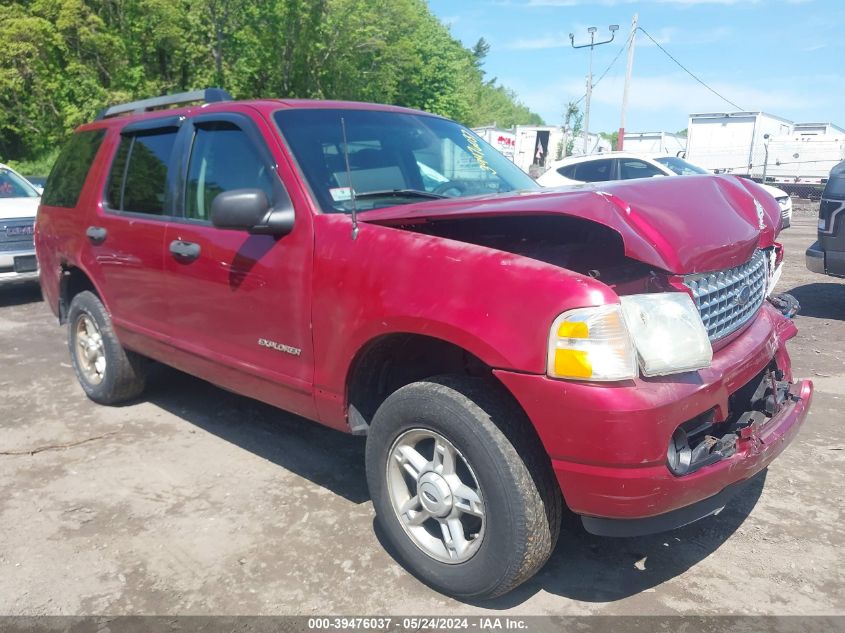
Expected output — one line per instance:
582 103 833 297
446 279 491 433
352 189 447 201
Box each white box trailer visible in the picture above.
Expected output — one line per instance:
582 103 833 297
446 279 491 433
512 126 610 175
623 131 687 156
764 135 845 184
475 125 612 175
686 112 792 177
473 126 517 162
793 122 845 136
512 125 566 174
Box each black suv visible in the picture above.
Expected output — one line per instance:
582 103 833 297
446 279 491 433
807 160 845 278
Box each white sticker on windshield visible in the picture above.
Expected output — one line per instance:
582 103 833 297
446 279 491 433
330 187 353 201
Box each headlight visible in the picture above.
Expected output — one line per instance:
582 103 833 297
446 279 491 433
547 294 712 381
776 197 791 210
620 293 712 377
547 305 637 381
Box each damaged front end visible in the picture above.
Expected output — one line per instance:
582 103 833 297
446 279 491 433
668 364 806 476
387 214 667 292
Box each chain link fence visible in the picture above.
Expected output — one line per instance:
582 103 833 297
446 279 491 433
749 143 830 200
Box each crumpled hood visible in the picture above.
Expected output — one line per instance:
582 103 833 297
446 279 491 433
360 174 779 275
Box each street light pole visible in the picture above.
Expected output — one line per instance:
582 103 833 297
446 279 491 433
570 24 618 155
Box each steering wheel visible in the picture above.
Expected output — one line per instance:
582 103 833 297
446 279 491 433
433 180 469 197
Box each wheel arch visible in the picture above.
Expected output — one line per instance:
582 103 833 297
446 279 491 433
58 263 105 324
344 332 541 445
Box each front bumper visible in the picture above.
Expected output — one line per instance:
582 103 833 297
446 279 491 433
495 304 812 532
581 470 761 537
780 199 792 228
806 240 845 277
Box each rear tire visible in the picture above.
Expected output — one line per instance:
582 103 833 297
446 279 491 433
365 375 561 600
67 291 147 404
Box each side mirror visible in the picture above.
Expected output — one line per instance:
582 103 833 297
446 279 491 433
210 188 295 236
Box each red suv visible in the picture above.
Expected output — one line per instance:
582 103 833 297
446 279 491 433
36 89 812 599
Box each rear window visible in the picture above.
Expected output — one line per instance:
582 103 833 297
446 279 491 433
107 130 177 215
41 130 106 208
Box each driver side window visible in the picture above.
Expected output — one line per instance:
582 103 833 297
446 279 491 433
185 122 275 221
619 159 665 180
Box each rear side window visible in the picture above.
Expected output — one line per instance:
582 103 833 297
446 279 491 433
556 165 577 179
107 130 177 215
42 130 106 207
573 159 613 182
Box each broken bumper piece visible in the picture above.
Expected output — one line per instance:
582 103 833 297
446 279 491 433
581 374 812 537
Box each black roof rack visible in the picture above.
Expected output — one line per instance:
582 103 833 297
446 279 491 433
95 88 233 120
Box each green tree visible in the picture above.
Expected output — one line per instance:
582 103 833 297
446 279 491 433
0 0 544 169
561 101 583 158
599 130 618 149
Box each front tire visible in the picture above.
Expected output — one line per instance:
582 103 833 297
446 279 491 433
366 376 561 600
67 291 147 405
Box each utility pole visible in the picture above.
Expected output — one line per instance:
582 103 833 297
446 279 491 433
617 14 638 151
584 48 593 155
570 24 618 154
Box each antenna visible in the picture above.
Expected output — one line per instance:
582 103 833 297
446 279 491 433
340 117 359 241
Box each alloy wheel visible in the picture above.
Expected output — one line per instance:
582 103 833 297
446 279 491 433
74 314 106 385
386 429 485 564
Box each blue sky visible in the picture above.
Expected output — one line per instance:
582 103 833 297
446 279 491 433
427 0 843 133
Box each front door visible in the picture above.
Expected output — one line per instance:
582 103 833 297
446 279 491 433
162 112 315 418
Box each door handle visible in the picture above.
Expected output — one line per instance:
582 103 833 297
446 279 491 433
169 239 201 262
86 226 107 245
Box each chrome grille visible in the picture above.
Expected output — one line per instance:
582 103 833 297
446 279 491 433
684 250 768 341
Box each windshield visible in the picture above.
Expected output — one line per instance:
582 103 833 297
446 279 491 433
823 175 845 199
0 168 39 198
654 156 710 176
273 108 539 213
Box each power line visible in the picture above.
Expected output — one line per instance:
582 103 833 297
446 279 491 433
571 30 631 107
637 26 744 111
593 28 633 90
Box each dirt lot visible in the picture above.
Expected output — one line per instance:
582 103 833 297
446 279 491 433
0 213 843 616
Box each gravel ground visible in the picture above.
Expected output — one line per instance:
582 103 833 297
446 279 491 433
0 214 842 616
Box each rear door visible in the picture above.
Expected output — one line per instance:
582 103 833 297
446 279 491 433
162 110 316 418
93 119 179 338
